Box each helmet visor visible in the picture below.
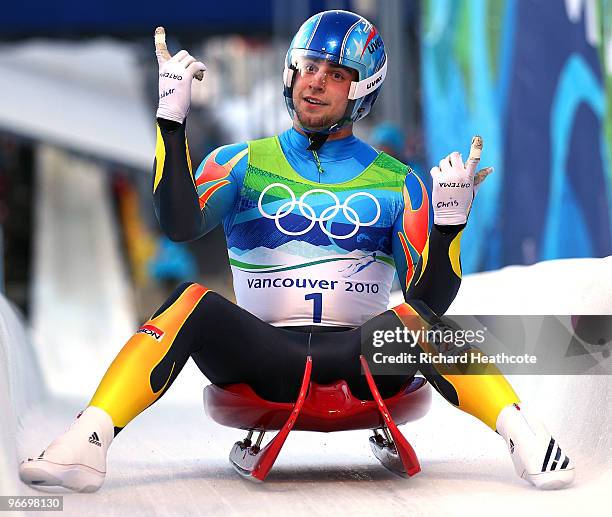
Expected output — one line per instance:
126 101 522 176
285 48 386 100
289 49 359 83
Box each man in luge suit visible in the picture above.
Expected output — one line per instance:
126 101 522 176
20 10 574 492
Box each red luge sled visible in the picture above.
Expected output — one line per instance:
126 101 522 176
203 355 431 481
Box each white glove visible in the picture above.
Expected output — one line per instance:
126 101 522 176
430 141 493 226
156 49 206 123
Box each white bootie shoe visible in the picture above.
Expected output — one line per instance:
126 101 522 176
19 406 114 492
496 403 575 489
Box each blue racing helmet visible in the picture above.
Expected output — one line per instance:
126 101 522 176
283 10 388 134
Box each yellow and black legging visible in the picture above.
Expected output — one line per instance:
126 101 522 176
89 282 519 435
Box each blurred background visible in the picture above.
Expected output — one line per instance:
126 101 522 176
1 2 611 504
0 0 610 332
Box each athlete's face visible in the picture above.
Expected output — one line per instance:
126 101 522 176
291 58 358 131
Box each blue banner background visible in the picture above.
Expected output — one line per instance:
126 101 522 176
422 0 612 273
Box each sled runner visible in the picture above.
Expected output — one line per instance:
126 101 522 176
203 355 431 481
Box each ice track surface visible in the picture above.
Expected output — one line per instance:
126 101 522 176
2 258 609 516
1 163 610 516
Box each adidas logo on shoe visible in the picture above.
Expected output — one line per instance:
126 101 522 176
541 438 570 472
19 406 114 492
88 432 102 447
496 403 575 489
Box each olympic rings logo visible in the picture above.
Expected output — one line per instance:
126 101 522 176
258 183 381 239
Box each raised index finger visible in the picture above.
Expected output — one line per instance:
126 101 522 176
155 26 172 65
466 135 483 178
155 26 204 81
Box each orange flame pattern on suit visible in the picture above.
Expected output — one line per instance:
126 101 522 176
196 147 247 209
89 284 210 428
389 299 519 429
390 301 421 325
397 175 429 288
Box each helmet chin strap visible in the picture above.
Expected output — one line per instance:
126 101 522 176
305 131 330 151
299 103 355 152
